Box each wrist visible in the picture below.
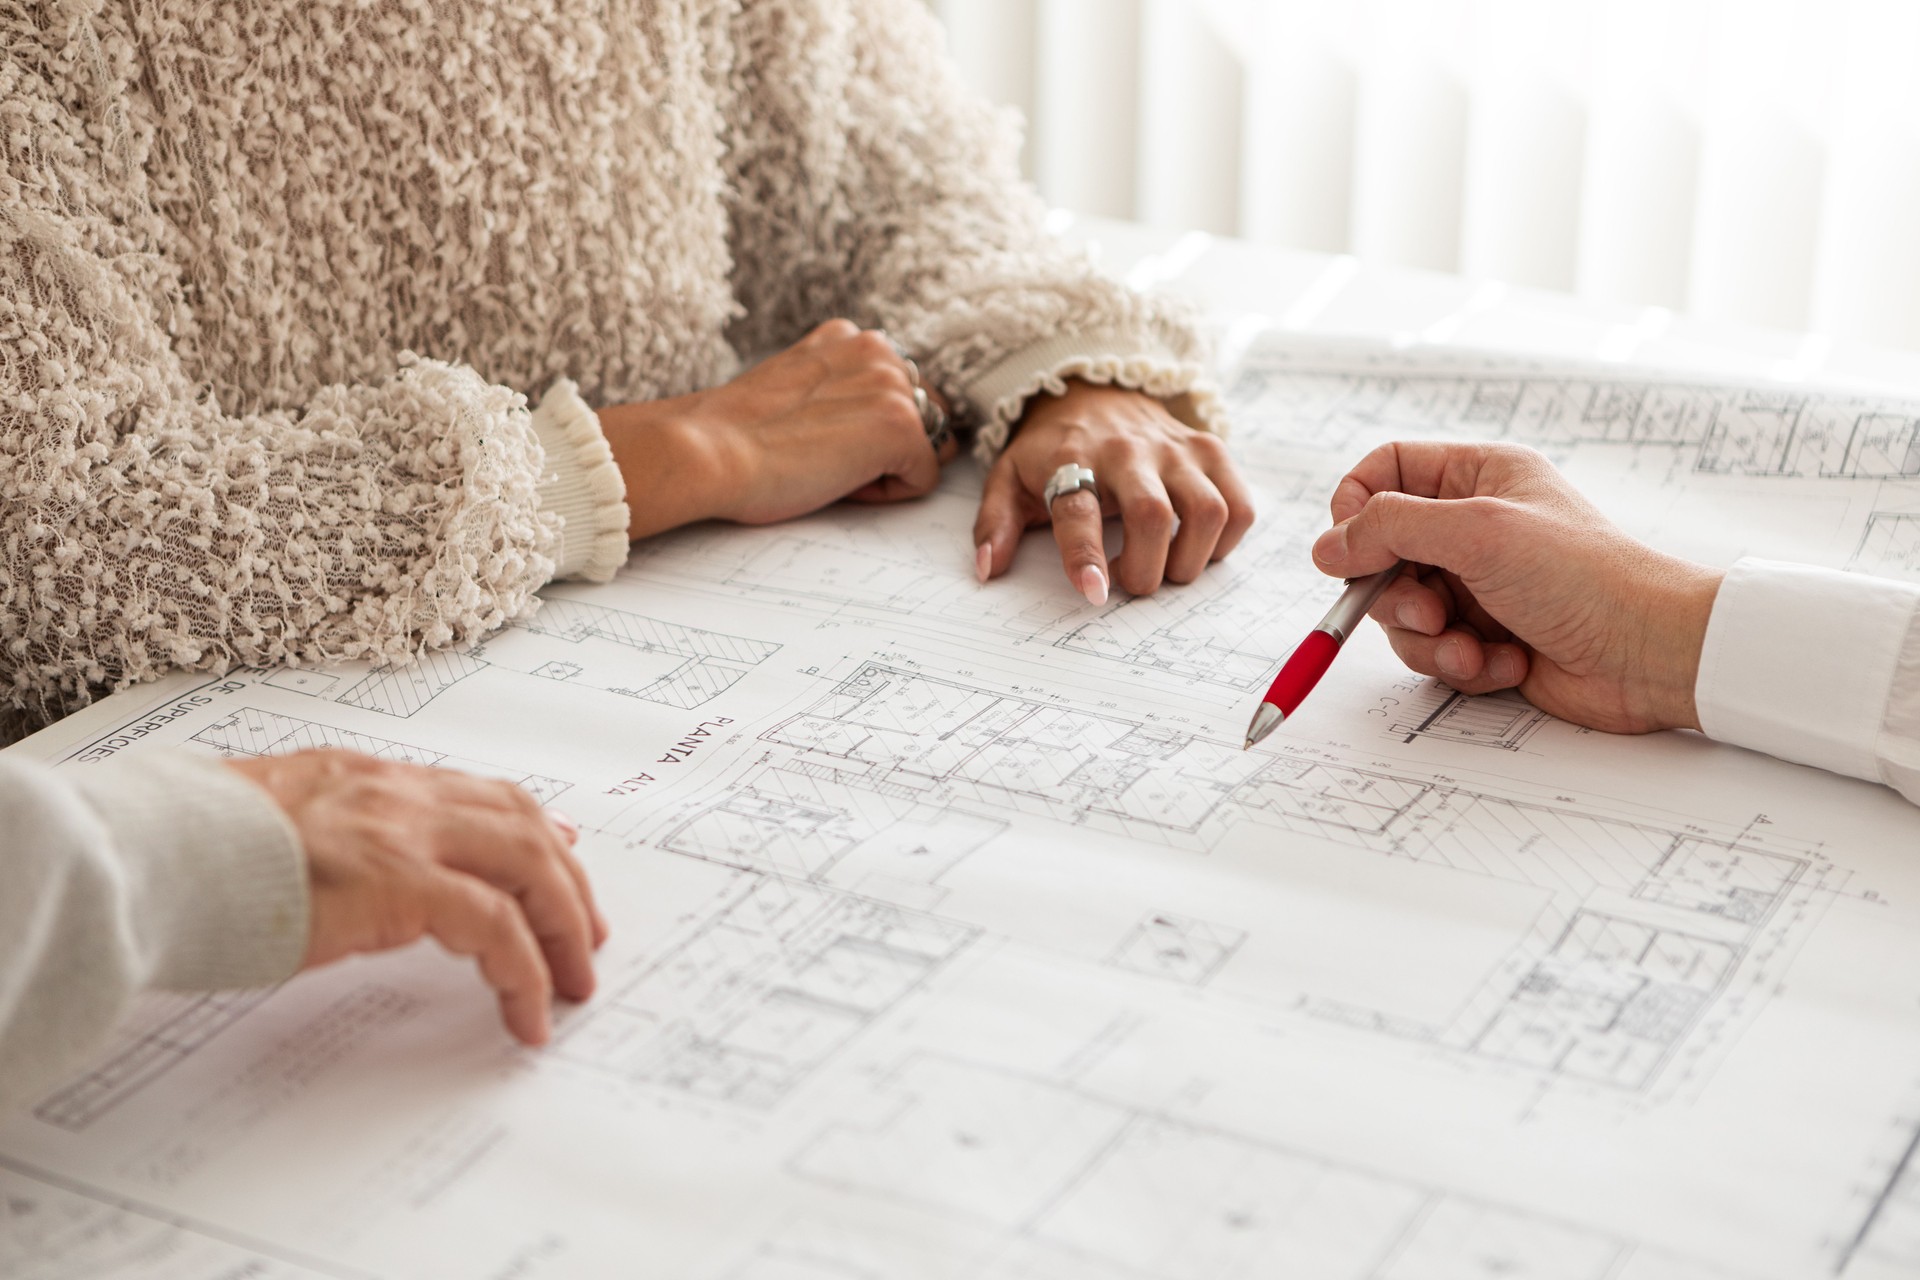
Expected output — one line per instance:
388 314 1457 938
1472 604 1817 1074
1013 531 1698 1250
598 395 727 538
1629 556 1723 733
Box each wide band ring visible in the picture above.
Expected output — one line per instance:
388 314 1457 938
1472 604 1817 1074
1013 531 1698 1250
914 385 953 451
877 330 952 451
1043 462 1099 509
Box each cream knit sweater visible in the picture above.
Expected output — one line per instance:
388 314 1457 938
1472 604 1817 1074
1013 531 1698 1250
0 0 1220 1106
0 0 1218 742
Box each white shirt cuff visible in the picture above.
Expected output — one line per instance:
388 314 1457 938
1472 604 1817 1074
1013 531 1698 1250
529 381 630 583
1695 558 1920 783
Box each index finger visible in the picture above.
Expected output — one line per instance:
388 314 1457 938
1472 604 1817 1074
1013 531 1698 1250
1329 441 1498 523
432 771 610 953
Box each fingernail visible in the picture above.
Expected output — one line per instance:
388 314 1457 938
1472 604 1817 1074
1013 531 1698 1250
549 811 580 841
1314 524 1349 565
1437 638 1466 678
1395 602 1422 631
1490 652 1520 685
1079 564 1109 607
975 543 992 583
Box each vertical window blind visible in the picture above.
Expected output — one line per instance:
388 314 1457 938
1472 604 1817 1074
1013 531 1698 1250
931 0 1920 351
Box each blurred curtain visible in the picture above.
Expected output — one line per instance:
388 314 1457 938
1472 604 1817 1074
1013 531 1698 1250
931 0 1920 349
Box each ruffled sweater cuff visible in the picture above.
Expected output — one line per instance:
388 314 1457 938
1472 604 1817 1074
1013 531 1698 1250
530 381 631 583
960 329 1230 464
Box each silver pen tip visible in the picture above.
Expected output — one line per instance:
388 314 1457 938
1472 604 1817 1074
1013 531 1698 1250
1243 703 1284 750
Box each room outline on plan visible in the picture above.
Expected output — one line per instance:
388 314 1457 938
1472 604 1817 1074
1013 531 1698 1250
734 1050 1759 1280
623 657 1843 1100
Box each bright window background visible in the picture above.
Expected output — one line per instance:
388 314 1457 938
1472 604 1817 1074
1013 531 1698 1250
931 0 1920 350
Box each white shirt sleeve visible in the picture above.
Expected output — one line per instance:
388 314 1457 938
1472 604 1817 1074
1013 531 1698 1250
1695 557 1920 802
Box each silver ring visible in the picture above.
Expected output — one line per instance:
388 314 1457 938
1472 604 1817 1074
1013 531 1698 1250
914 385 952 451
880 332 952 450
1043 463 1098 509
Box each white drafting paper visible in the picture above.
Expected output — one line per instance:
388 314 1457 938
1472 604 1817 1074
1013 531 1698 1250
5 334 1920 1280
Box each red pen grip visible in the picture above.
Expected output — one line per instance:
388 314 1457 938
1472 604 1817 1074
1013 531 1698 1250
1259 629 1341 718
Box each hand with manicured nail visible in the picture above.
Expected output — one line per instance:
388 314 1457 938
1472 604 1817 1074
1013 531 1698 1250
972 382 1256 603
1312 441 1723 734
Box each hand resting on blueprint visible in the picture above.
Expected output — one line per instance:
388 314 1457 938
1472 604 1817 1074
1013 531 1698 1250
974 382 1257 602
600 321 960 539
1311 442 1723 735
226 751 607 1047
596 320 1254 601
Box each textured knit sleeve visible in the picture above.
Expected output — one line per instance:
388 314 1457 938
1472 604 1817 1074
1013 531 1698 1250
1695 558 1920 807
0 54 626 730
723 0 1226 462
0 753 306 1117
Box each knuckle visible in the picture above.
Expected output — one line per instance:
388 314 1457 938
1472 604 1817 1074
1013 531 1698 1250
1460 494 1522 529
1188 432 1230 464
313 747 376 777
818 318 859 340
1363 490 1418 532
1123 496 1174 535
877 391 923 438
865 362 912 393
1188 492 1230 530
851 329 895 362
493 779 541 814
479 887 523 939
1045 427 1098 465
1488 441 1545 466
351 775 415 821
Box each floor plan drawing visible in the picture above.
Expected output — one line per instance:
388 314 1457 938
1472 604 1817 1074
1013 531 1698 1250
190 707 572 804
552 874 979 1109
262 602 779 718
782 1054 1741 1280
1844 1117 1920 1277
31 992 275 1133
724 538 952 614
8 331 1920 1280
1851 511 1920 578
1226 346 1920 480
1386 684 1553 751
0 1162 342 1280
650 757 1008 892
629 660 1828 1096
1225 337 1920 592
1106 912 1247 986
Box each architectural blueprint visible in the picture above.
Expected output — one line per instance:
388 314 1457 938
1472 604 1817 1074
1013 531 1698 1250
8 334 1920 1280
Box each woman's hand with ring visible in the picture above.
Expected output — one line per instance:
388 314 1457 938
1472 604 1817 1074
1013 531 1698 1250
598 319 956 539
973 382 1256 602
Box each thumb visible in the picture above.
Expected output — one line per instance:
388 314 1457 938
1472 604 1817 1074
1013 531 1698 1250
1313 492 1513 580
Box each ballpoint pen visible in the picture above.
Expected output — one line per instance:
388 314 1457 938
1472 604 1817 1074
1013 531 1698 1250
1243 561 1407 749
